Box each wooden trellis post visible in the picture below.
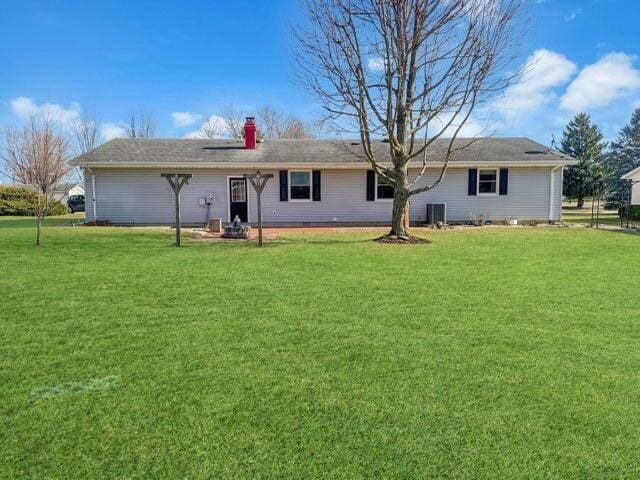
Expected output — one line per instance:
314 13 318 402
244 171 273 246
161 173 192 246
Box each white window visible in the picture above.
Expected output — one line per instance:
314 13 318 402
230 179 246 202
289 171 312 200
376 174 394 200
478 169 498 195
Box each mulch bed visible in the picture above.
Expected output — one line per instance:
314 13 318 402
373 234 432 244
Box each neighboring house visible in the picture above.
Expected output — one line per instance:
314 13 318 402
72 119 577 226
621 166 640 205
52 183 85 204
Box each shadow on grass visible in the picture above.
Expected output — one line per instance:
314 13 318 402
185 236 376 249
595 227 640 237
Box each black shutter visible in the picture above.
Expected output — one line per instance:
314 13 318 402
468 169 477 196
499 168 508 195
312 170 321 201
279 170 288 201
366 170 375 201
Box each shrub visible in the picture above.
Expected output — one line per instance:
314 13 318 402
469 211 488 226
0 186 69 216
630 205 640 220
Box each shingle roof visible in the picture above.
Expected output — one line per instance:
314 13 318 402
72 137 576 167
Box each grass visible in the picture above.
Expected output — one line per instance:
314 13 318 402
1 215 639 479
562 203 640 228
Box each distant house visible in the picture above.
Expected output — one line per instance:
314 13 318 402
72 119 576 226
52 183 84 204
621 167 640 205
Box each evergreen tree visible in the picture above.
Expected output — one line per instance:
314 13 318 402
604 108 640 209
560 113 607 208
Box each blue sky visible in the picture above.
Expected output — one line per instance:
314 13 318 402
1 0 639 145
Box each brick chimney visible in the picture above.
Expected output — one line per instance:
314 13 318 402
244 117 257 149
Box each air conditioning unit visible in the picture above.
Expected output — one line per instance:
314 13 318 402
426 203 447 225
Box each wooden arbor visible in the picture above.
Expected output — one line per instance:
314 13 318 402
161 173 192 246
244 171 273 246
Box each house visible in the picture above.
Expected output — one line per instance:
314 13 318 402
52 183 85 204
72 119 577 226
621 166 640 205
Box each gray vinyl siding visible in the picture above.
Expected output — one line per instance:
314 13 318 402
84 167 562 225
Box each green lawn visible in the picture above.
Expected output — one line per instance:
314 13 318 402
563 207 640 228
1 216 639 479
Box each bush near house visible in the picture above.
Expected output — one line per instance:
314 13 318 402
0 186 68 216
630 205 640 220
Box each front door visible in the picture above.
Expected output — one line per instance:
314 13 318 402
229 178 248 222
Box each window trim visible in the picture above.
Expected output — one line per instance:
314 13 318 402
288 170 313 202
375 174 394 202
477 168 499 196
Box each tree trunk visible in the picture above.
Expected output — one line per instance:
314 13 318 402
390 188 411 237
577 193 584 209
36 215 42 246
36 191 43 246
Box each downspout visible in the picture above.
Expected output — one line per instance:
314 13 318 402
549 165 562 222
87 167 97 222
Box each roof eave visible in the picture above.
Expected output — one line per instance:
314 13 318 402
621 165 640 179
79 159 577 169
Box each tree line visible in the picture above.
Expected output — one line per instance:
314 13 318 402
559 108 640 211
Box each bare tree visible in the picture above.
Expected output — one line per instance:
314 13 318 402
256 105 285 139
256 104 313 139
1 115 71 245
72 112 101 154
219 104 246 139
294 0 523 239
280 117 311 139
196 115 229 139
212 103 313 140
125 111 156 138
70 112 102 184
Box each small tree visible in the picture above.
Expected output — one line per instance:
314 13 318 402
560 113 607 208
293 0 524 239
1 116 71 245
605 107 640 209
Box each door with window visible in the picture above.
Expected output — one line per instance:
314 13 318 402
229 178 248 222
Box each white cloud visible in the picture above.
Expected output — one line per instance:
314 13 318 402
429 111 502 138
560 52 640 111
184 115 230 139
101 122 127 141
493 49 577 120
170 111 202 127
368 57 385 72
10 96 81 126
564 9 582 21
